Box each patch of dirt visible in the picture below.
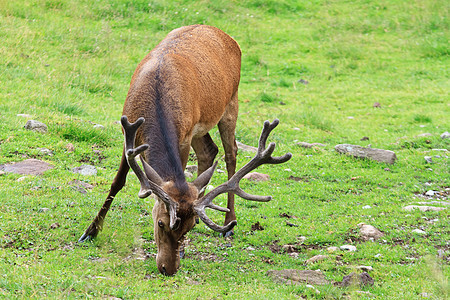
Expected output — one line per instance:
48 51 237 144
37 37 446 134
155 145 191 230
251 222 264 231
334 272 374 287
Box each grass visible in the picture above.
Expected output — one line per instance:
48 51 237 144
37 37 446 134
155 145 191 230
0 0 449 298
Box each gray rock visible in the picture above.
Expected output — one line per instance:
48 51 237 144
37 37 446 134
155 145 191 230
93 124 105 130
403 205 446 212
327 246 339 253
267 269 330 286
24 120 48 133
71 165 97 176
356 266 373 272
425 190 436 196
243 172 270 182
362 205 372 209
237 141 258 153
0 159 53 175
441 132 450 139
186 165 198 174
335 144 397 164
17 114 32 118
296 142 326 148
340 245 357 251
334 272 374 287
424 156 433 163
306 255 329 265
412 229 427 235
37 148 53 156
359 224 384 241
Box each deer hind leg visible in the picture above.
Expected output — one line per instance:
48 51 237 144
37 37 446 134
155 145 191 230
78 149 130 242
191 133 219 182
218 92 238 237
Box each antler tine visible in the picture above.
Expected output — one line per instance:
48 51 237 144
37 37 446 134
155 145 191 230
121 116 180 230
121 116 153 199
194 119 292 233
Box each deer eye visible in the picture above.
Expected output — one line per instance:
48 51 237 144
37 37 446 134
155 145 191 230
158 220 164 228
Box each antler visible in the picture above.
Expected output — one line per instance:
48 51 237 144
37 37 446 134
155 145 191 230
121 116 180 230
194 119 292 233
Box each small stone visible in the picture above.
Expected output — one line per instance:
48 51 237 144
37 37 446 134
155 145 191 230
335 144 397 164
360 136 369 141
281 245 296 253
246 246 255 251
186 165 198 173
412 229 426 235
71 165 97 176
340 245 357 251
243 172 270 182
306 255 329 264
37 148 53 156
403 205 446 212
440 132 450 139
39 208 50 213
296 142 326 148
305 284 320 294
327 246 339 253
359 224 384 240
24 120 48 133
50 223 60 229
356 266 373 272
17 113 32 118
66 143 75 152
384 168 391 172
17 176 28 182
373 102 381 108
334 272 374 287
425 190 435 196
93 124 105 130
374 254 382 258
236 141 257 153
424 156 433 163
362 205 372 209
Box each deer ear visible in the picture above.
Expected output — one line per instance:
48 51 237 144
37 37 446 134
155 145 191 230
192 161 218 195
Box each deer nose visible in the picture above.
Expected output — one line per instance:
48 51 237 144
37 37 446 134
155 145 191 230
161 265 167 276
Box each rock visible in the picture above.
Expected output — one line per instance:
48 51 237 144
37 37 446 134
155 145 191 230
71 165 97 176
17 113 32 118
417 133 432 137
93 124 105 130
335 144 397 164
24 120 48 133
0 159 53 175
0 170 5 176
296 142 326 148
373 102 381 108
359 224 384 241
441 132 450 139
360 136 370 141
281 245 297 253
246 246 255 251
403 205 446 212
305 284 320 294
37 148 53 156
243 172 269 182
424 156 433 163
66 143 75 152
340 245 357 252
306 255 329 265
334 272 374 287
39 208 50 213
412 229 427 235
186 165 198 174
362 205 372 209
50 222 60 229
267 269 330 286
327 246 339 253
425 190 436 196
356 266 373 272
236 141 257 153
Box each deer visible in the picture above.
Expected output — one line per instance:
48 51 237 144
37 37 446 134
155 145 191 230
78 25 292 276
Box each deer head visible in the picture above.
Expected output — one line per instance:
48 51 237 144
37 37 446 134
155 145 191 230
121 116 291 275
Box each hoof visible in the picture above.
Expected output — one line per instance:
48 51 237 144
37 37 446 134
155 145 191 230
78 224 99 243
223 229 234 238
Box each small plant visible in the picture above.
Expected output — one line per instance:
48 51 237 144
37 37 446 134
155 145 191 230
259 92 277 103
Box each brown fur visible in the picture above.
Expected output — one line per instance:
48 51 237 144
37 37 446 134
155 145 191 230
79 25 241 275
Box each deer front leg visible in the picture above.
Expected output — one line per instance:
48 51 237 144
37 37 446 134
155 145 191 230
78 150 129 242
218 95 238 237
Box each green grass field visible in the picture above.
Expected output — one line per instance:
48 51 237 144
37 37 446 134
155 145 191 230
0 0 448 298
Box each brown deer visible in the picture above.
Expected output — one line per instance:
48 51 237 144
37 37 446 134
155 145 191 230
78 25 292 275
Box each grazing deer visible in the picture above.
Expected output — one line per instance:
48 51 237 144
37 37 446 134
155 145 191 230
78 25 292 275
